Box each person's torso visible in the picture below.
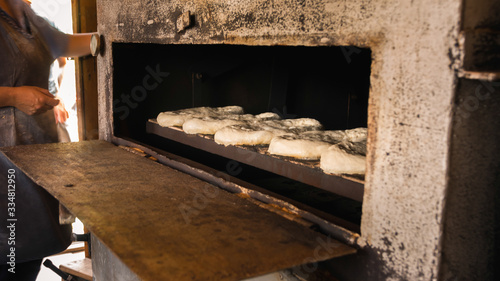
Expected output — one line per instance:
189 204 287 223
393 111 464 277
0 6 58 147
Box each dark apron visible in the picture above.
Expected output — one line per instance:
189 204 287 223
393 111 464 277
0 5 71 264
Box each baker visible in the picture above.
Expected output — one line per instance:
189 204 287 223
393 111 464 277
0 0 95 279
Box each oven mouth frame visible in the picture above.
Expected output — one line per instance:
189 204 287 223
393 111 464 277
110 41 372 236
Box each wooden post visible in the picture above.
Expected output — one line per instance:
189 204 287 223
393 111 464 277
71 0 98 259
71 0 98 140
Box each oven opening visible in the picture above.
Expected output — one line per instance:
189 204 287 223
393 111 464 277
112 43 371 233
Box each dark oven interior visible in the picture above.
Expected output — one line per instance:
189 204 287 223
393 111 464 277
112 43 372 232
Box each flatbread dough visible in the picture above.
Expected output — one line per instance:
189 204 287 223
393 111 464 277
320 141 366 175
156 106 244 127
267 130 346 160
267 118 323 130
267 127 367 160
183 112 281 135
214 118 323 146
214 122 285 146
344 127 367 142
182 116 245 135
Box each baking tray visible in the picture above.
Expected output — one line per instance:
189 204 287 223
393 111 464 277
147 119 364 202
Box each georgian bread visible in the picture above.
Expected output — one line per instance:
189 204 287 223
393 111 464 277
267 127 367 160
267 130 346 160
214 118 323 146
182 117 246 135
183 112 281 135
156 106 244 127
320 141 367 175
268 118 323 130
214 123 285 146
344 127 368 142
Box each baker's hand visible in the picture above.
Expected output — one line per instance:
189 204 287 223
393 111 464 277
53 98 69 124
12 86 60 115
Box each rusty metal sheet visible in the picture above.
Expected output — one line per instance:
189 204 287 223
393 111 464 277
0 141 355 281
147 120 365 202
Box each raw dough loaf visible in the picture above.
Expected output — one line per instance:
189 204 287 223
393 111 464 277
268 118 323 130
156 106 244 127
344 127 368 142
267 127 367 160
183 112 281 135
214 123 285 146
214 118 322 146
320 141 366 175
268 130 346 160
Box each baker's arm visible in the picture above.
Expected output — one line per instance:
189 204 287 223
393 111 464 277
33 13 97 58
63 33 95 58
0 86 60 115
